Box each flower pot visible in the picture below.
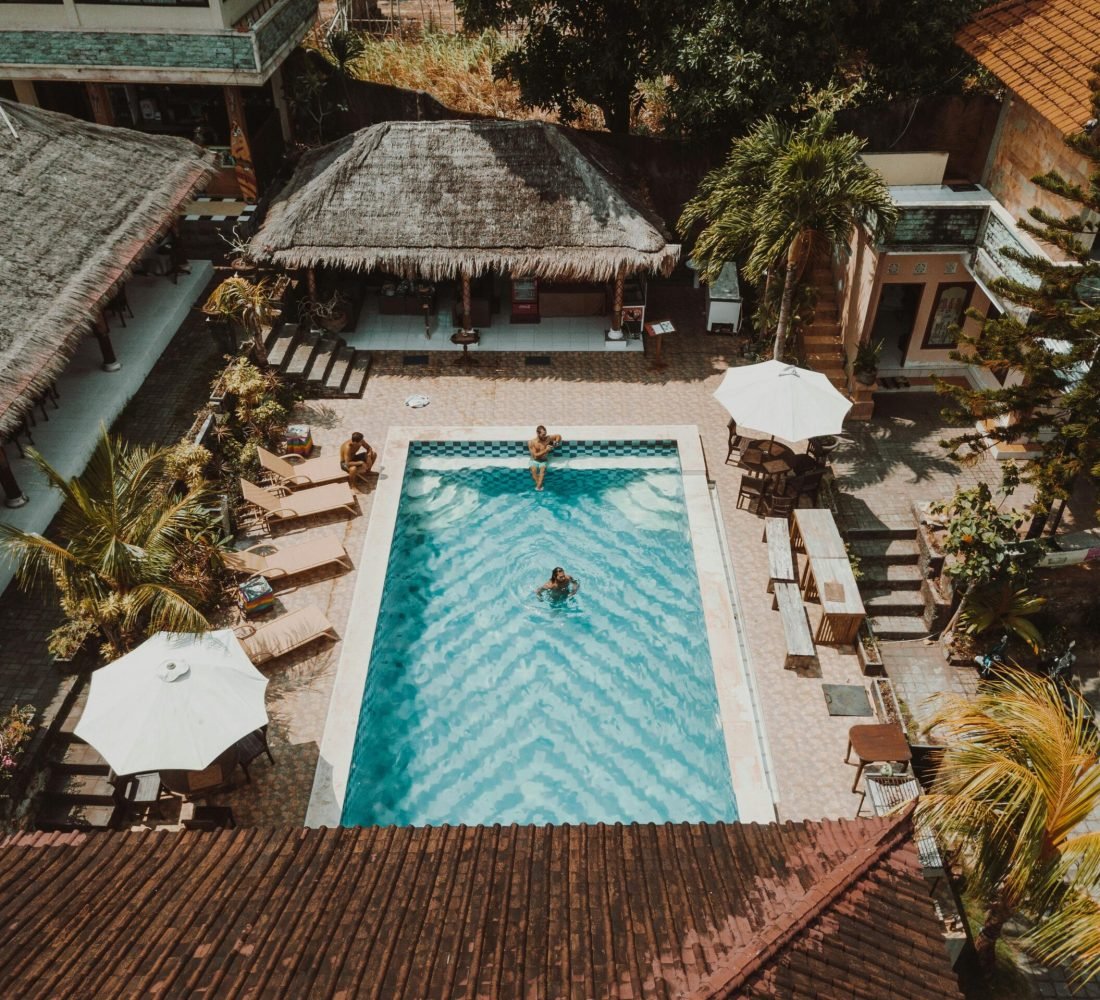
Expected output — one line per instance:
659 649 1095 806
855 370 877 386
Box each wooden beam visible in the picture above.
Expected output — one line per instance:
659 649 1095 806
223 85 259 202
86 83 116 127
0 447 28 508
611 270 626 331
93 315 122 372
461 273 473 331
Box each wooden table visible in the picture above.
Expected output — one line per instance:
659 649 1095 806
739 439 795 479
791 509 865 643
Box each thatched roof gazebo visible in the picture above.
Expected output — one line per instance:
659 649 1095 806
0 99 214 503
250 120 680 331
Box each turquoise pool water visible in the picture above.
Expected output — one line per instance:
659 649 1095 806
341 441 738 827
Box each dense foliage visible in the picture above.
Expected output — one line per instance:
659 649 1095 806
939 82 1100 524
458 0 988 136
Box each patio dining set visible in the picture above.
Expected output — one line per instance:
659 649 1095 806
728 421 837 518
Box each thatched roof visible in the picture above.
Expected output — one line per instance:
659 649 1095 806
250 120 680 281
0 100 215 440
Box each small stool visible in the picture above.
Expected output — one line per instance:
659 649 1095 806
237 576 275 618
451 329 480 366
284 424 313 457
846 723 911 792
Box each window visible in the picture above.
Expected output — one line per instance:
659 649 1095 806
922 283 972 349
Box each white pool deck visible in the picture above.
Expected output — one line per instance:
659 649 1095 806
345 292 644 353
306 424 776 828
0 263 212 596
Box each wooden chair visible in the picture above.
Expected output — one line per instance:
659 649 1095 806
258 447 348 489
239 478 358 528
235 727 275 781
788 468 826 505
182 805 237 831
222 535 351 584
736 475 767 513
234 605 338 665
725 418 748 464
762 488 797 519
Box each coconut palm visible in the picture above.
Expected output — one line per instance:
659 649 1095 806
919 666 1100 982
0 429 224 660
680 113 896 361
202 276 278 365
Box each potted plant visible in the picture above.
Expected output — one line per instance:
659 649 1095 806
852 338 883 385
857 621 884 675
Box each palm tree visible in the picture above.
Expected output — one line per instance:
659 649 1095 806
919 666 1100 982
0 429 224 659
202 276 278 365
326 29 366 109
680 114 896 361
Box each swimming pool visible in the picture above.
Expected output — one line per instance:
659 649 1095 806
309 426 773 827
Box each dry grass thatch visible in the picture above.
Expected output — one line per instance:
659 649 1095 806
0 100 215 440
250 119 680 281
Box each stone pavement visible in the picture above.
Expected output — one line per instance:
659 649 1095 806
208 345 1014 827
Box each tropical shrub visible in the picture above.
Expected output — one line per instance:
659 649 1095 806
0 705 35 789
920 667 1100 983
958 583 1046 653
0 430 227 660
202 276 279 364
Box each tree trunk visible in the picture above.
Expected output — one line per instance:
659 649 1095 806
974 895 1012 975
773 258 799 362
251 327 269 367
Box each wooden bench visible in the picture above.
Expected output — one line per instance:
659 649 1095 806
762 516 796 594
771 581 816 669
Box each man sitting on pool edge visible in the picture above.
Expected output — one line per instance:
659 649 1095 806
528 425 562 491
537 567 580 599
339 431 376 488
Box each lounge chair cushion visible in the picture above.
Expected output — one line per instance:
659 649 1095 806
258 447 346 488
236 606 337 665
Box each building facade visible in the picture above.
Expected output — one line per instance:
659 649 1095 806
0 0 318 198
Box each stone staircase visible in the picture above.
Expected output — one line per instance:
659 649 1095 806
34 732 122 832
848 525 931 642
800 265 848 393
265 322 371 398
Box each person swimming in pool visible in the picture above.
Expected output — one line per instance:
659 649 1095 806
528 425 562 491
536 567 580 599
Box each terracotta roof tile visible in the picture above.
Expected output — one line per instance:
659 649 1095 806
957 0 1100 133
0 815 963 999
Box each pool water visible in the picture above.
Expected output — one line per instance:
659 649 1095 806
341 442 738 827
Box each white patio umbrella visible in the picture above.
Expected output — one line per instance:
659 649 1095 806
712 360 852 442
74 629 268 776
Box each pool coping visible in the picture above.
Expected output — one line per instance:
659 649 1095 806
306 425 775 827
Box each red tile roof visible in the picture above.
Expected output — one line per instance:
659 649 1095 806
956 0 1100 134
0 813 962 999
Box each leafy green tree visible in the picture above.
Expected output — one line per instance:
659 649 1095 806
920 667 1100 981
680 114 895 360
0 430 225 660
668 0 988 137
939 84 1100 527
457 0 676 132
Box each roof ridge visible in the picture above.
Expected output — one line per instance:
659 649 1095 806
684 808 917 1000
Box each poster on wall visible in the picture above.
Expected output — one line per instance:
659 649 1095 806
924 283 973 348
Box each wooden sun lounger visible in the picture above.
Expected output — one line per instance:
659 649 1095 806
223 535 352 582
234 606 338 665
240 478 357 527
258 447 347 489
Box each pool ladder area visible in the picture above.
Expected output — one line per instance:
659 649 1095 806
707 481 779 813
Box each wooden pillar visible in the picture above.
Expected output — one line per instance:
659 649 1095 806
307 268 318 302
611 270 626 332
93 315 122 372
0 447 28 508
461 273 473 331
85 83 116 126
223 86 259 202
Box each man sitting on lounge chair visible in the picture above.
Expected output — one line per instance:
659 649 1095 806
339 432 376 488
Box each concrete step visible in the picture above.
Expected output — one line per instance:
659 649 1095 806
869 616 932 642
859 562 924 590
846 525 918 541
35 797 118 832
342 352 371 397
849 537 920 564
324 345 355 392
46 768 115 800
803 333 841 348
266 323 300 369
305 336 341 385
861 588 926 616
285 329 320 378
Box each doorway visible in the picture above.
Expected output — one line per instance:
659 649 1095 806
871 283 924 368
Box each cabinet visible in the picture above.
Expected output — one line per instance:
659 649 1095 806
511 278 539 323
